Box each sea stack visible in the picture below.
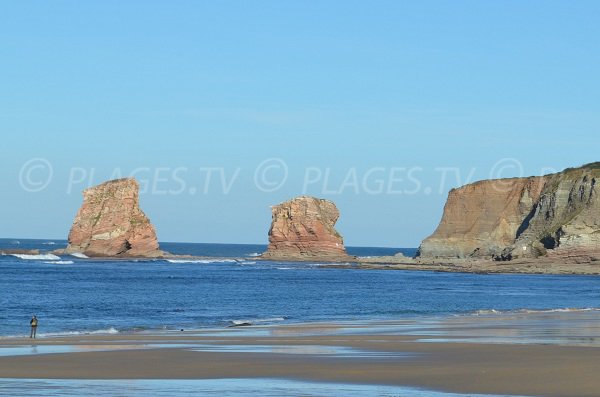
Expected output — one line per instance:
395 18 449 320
418 163 600 263
65 178 162 257
261 196 352 261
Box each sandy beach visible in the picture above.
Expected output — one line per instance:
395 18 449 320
1 312 600 397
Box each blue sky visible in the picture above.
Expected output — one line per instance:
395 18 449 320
1 1 599 247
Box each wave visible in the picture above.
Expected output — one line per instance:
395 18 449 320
70 252 89 259
44 260 74 265
246 252 261 257
309 262 353 267
39 327 120 337
11 253 61 261
471 309 502 316
518 308 600 314
239 261 256 265
42 241 56 245
166 259 237 264
228 317 286 327
1 327 120 339
470 308 600 316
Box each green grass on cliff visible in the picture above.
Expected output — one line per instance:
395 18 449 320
563 162 600 174
582 161 600 169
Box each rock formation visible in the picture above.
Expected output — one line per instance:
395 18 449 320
261 196 352 261
418 163 600 262
65 178 162 257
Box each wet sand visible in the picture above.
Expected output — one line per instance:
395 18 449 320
1 313 600 397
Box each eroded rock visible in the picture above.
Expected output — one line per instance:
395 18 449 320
65 178 161 257
261 196 352 261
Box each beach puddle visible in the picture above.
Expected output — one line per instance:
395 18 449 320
0 342 410 359
186 344 410 358
0 344 166 357
187 328 275 337
413 311 600 346
0 378 533 397
0 345 76 356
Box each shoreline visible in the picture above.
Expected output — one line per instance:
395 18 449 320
4 247 600 275
1 313 600 396
350 256 600 275
3 306 599 340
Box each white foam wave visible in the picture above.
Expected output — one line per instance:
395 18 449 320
230 320 252 327
519 308 600 314
472 309 502 316
276 267 293 270
44 260 74 265
167 259 237 264
11 254 61 261
0 327 121 339
471 308 600 316
70 252 89 259
39 327 120 337
42 241 56 245
310 262 352 267
247 252 261 257
230 317 286 326
239 261 256 265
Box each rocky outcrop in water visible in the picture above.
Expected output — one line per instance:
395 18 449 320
65 178 162 257
418 163 600 262
261 196 352 261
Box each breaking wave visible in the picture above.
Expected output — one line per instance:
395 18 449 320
228 317 287 327
471 308 600 316
44 260 74 265
166 259 237 264
39 327 120 337
11 254 61 261
519 307 600 314
1 327 120 339
70 252 89 259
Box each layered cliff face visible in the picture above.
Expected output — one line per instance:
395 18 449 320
510 167 600 262
261 196 351 260
65 178 161 257
418 177 547 258
419 163 600 262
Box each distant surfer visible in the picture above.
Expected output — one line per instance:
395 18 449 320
30 315 38 338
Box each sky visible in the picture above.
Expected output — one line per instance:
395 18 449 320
1 1 599 247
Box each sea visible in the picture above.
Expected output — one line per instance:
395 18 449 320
1 238 600 338
3 239 600 397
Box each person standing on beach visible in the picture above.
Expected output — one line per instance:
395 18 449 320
30 315 38 338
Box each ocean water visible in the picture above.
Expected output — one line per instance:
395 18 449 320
0 379 531 397
1 239 599 337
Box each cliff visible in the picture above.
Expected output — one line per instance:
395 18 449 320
65 178 162 257
261 196 352 261
418 163 600 262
